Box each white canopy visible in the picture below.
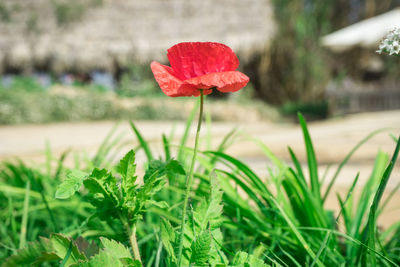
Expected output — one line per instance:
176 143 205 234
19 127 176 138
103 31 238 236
321 8 400 52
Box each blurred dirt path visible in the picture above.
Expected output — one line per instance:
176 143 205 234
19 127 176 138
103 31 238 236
1 110 400 226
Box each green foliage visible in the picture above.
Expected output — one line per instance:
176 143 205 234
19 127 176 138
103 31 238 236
280 101 328 120
256 1 334 105
0 2 11 22
1 237 54 267
232 251 269 267
117 64 160 97
190 231 212 266
52 0 103 26
204 114 400 266
56 150 166 225
0 89 188 125
2 234 135 267
55 169 88 199
160 177 229 266
1 109 400 266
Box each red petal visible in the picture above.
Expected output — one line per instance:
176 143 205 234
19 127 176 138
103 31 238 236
151 61 208 97
184 71 249 93
167 42 240 80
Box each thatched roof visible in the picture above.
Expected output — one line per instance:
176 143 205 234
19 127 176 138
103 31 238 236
0 0 275 74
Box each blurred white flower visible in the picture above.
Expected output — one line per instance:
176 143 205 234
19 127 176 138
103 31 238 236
377 28 400 55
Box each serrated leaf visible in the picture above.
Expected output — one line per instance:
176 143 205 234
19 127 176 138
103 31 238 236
100 237 132 260
165 159 186 176
117 150 137 197
50 234 86 266
209 229 228 266
144 159 185 183
194 177 224 230
133 171 166 218
145 200 169 209
2 237 55 267
190 231 211 266
78 250 124 267
160 219 177 262
143 160 165 181
83 177 120 221
75 237 99 258
232 251 268 267
55 169 88 199
84 169 120 207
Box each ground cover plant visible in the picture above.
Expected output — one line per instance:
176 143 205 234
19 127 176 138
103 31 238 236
0 41 399 266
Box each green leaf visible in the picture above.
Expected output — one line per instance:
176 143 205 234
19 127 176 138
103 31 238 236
143 160 165 181
51 234 86 266
194 176 224 230
358 135 400 265
133 172 166 218
117 150 137 197
2 237 55 267
144 159 185 183
160 219 177 262
232 251 268 267
79 251 124 267
165 159 186 176
55 169 88 199
190 231 212 266
82 169 121 221
100 237 132 260
130 121 153 161
298 113 320 202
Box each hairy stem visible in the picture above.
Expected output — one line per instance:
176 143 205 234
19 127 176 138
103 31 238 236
120 213 142 264
129 225 141 263
177 90 204 266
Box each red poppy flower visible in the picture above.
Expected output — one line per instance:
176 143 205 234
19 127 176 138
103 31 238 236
151 42 249 97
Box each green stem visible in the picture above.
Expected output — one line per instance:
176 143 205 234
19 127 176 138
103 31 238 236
129 225 142 263
177 90 204 266
120 213 142 264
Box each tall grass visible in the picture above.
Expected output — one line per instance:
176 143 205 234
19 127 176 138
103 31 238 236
0 111 399 266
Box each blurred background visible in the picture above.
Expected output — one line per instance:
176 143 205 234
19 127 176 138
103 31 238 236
0 0 399 123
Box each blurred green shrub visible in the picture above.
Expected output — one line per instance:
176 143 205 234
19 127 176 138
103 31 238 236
253 0 399 106
254 1 333 105
117 64 161 97
52 1 85 25
0 89 184 124
3 76 46 92
52 0 103 26
0 2 11 22
280 100 328 121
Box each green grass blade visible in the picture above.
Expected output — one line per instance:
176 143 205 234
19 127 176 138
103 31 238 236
93 122 120 166
246 135 285 170
378 181 400 217
162 134 171 161
59 241 73 267
205 151 273 200
178 98 200 162
130 121 154 161
298 113 320 201
19 180 30 249
320 164 331 187
359 135 400 265
310 232 330 267
206 128 238 171
323 128 388 203
270 197 323 267
335 172 359 224
288 147 306 185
